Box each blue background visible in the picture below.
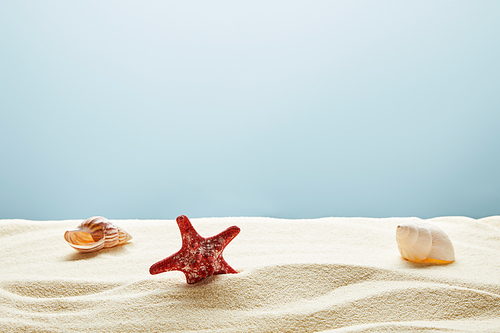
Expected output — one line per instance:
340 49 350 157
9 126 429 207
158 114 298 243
1 1 499 220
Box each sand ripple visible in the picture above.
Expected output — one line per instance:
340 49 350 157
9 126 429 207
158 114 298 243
1 264 499 332
2 216 500 332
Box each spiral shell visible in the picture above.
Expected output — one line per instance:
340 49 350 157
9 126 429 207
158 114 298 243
396 222 455 263
64 216 132 253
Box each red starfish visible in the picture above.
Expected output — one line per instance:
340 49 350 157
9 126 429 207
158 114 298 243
149 215 240 284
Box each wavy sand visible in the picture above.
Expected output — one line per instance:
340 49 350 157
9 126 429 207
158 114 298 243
1 216 499 332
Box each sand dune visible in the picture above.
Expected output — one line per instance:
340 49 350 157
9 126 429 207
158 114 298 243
1 216 499 332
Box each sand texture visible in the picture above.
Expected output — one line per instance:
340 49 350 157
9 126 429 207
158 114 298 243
1 216 500 332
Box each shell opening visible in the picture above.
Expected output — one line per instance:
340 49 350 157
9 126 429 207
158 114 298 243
64 228 104 246
77 230 103 243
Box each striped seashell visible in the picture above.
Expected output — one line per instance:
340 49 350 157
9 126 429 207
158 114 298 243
64 216 132 253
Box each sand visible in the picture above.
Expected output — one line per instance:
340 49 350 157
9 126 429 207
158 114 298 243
1 216 500 332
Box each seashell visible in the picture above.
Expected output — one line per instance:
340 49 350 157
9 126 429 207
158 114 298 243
396 222 455 263
64 216 132 253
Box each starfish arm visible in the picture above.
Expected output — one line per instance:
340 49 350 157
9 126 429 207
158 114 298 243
212 225 241 247
176 215 204 247
149 252 184 275
185 275 200 284
214 258 238 274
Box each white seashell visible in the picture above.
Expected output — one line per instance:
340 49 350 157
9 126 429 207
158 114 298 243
64 216 132 253
396 222 455 263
